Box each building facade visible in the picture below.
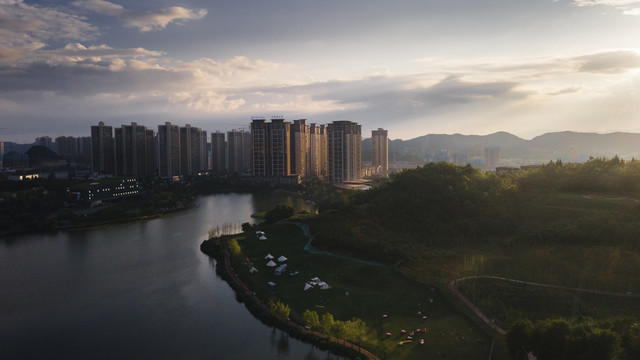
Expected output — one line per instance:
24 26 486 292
251 118 291 178
90 121 115 175
371 128 388 175
227 129 251 173
158 122 180 178
211 131 226 173
327 121 362 183
308 123 328 180
290 119 310 177
114 122 155 177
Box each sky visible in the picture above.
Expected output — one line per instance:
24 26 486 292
1 0 640 143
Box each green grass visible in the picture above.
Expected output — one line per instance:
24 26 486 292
226 222 501 360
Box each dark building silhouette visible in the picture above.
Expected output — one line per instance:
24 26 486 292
91 121 115 175
114 122 155 177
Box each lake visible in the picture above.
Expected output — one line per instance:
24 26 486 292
0 193 344 360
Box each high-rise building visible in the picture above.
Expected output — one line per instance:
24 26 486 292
211 131 226 173
35 136 54 151
77 137 92 166
227 129 251 173
114 122 155 177
179 124 207 176
308 123 328 180
250 118 291 177
55 136 78 162
371 128 388 174
91 121 115 175
290 119 310 177
327 121 362 183
158 122 180 178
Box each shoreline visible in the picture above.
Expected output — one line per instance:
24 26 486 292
200 238 379 360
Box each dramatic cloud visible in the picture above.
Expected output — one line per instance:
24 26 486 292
72 0 207 31
0 0 97 61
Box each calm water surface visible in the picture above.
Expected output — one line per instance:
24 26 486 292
0 193 343 359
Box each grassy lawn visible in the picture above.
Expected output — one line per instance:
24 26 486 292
226 222 501 360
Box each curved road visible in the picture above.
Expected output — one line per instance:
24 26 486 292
448 275 640 335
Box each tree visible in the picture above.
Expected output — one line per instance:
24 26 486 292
320 313 335 336
507 319 534 359
263 203 295 224
302 310 320 329
270 300 291 319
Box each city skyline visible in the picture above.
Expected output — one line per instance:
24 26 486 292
1 0 640 143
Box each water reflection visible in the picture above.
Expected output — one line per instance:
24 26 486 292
0 193 336 360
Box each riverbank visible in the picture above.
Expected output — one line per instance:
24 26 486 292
200 237 377 360
201 222 499 360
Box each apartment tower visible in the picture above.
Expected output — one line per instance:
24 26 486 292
90 121 115 175
114 122 155 177
327 121 362 183
211 131 226 173
158 122 180 178
290 119 310 177
371 128 388 174
250 118 291 177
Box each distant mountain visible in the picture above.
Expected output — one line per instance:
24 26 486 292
0 142 34 155
364 131 640 166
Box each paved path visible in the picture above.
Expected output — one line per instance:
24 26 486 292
222 249 378 360
448 275 640 335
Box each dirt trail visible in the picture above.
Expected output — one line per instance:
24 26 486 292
448 275 640 335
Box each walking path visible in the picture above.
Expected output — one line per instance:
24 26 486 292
448 275 640 335
222 249 379 360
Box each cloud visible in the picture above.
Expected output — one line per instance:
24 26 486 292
0 0 97 61
72 0 207 31
547 87 582 96
575 50 640 73
573 0 640 16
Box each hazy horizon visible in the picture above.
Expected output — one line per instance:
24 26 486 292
1 0 639 143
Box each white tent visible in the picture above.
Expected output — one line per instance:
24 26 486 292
265 254 274 260
277 255 287 262
259 235 267 241
249 267 258 274
317 282 330 290
266 260 277 267
304 283 313 291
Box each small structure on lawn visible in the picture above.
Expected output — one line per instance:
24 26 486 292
304 277 330 291
277 255 287 262
274 264 289 276
249 267 258 274
265 254 274 260
259 234 267 241
268 281 276 294
266 260 277 267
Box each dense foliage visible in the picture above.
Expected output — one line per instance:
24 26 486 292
308 158 640 264
506 317 640 360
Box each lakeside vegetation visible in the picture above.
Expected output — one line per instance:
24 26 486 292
201 222 497 360
302 157 640 359
0 174 261 236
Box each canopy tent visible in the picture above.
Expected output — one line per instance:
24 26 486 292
266 260 277 267
304 283 313 291
277 255 287 262
265 254 274 260
259 235 267 241
249 267 258 274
